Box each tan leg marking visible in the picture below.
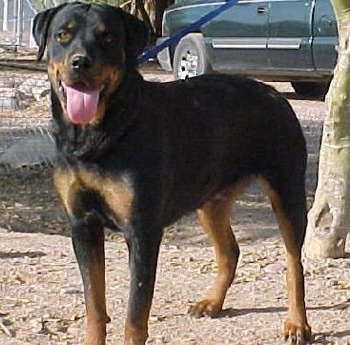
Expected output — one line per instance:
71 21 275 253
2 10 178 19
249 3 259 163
83 258 110 345
259 177 311 343
190 180 250 318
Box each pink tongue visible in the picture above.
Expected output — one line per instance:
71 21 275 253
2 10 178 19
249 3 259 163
64 83 100 124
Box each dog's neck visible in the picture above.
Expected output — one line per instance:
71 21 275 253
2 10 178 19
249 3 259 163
51 68 144 162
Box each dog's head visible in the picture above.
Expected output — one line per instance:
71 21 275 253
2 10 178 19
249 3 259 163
33 2 148 125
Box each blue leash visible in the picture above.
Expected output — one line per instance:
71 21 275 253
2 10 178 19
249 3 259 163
137 0 239 65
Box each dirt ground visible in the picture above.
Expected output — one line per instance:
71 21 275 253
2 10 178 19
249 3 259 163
0 68 350 345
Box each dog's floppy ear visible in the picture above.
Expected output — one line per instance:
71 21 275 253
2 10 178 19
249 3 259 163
32 3 68 61
117 9 149 64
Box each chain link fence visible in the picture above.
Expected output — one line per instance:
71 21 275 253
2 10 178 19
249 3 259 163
0 0 128 48
0 0 56 171
0 0 37 47
0 64 55 170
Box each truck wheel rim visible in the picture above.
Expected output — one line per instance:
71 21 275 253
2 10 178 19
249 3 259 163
177 51 199 79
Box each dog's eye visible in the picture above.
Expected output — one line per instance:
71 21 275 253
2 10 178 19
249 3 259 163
56 30 71 43
102 34 114 45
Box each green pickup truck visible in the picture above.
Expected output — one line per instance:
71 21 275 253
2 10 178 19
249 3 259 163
157 0 337 97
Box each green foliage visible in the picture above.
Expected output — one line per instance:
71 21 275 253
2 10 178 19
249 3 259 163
29 0 129 11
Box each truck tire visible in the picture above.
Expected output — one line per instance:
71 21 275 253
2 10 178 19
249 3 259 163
173 34 211 80
291 81 330 99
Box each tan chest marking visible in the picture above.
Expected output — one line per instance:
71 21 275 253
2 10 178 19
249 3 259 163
54 168 133 226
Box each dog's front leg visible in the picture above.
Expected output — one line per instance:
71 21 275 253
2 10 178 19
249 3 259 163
124 227 163 345
71 212 110 345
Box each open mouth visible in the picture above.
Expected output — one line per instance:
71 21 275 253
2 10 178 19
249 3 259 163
58 80 107 125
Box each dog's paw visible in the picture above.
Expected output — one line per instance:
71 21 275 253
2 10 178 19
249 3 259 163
284 320 312 345
188 299 222 318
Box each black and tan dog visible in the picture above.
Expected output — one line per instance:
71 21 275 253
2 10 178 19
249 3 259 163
33 2 312 344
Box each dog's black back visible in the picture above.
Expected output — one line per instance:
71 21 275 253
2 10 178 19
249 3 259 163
136 75 306 224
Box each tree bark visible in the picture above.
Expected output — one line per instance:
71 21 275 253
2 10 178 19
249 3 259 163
304 0 350 259
131 0 173 43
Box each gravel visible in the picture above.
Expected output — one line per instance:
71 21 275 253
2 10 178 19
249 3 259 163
0 68 349 345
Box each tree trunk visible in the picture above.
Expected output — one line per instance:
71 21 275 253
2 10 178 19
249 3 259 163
304 0 350 259
144 0 171 37
131 0 173 43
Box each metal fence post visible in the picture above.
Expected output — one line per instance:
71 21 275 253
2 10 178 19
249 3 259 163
15 0 24 46
2 0 9 31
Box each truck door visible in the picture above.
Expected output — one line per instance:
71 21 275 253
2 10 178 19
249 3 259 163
312 0 337 72
267 0 314 71
203 1 269 72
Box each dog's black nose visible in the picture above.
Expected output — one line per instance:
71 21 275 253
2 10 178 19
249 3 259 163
71 55 91 70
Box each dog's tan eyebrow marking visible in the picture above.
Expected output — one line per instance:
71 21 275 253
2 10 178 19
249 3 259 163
96 23 106 33
66 21 75 29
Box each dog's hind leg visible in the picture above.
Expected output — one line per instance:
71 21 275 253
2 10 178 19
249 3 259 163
259 176 312 344
189 181 249 318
